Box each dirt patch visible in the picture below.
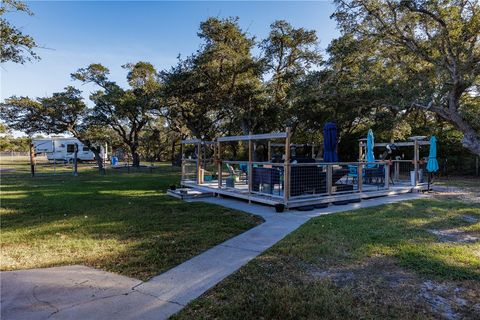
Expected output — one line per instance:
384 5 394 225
427 228 479 243
306 257 480 319
432 186 480 204
419 280 480 320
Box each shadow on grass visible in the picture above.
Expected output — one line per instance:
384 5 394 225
0 170 263 280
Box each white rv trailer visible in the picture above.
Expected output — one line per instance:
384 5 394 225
32 137 107 162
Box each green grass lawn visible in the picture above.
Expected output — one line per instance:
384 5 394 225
0 159 262 280
174 198 480 319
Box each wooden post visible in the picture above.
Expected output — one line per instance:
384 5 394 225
384 162 389 189
29 143 35 177
284 127 291 204
267 141 271 161
197 142 202 184
358 141 363 161
394 161 400 181
357 162 363 192
248 132 253 202
181 158 185 183
217 142 222 189
414 139 419 186
326 164 333 195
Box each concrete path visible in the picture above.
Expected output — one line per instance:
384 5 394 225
1 193 425 320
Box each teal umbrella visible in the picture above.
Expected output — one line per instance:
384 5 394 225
426 136 439 173
426 136 438 191
366 129 375 167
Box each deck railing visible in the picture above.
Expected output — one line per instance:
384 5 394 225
182 158 400 205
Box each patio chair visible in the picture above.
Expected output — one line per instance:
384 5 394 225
346 165 364 184
226 163 247 183
347 164 386 183
363 165 385 187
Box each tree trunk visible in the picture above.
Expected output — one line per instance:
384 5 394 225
443 101 480 156
131 145 141 167
450 114 480 156
74 136 105 174
92 148 105 174
461 133 480 156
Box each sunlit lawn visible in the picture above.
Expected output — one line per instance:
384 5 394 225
0 159 262 280
174 199 480 319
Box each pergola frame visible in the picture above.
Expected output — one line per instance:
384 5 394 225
181 138 216 184
216 129 291 203
358 136 431 186
179 130 429 209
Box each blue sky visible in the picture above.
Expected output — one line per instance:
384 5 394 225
1 1 339 105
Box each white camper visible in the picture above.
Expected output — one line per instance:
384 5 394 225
32 137 107 162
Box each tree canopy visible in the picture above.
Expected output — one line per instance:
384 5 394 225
1 6 479 167
332 0 480 155
0 0 39 64
72 62 161 166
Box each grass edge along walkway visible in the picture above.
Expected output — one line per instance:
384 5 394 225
173 197 480 320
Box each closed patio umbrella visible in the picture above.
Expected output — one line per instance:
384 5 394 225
426 136 439 173
366 129 375 167
426 136 439 191
323 122 338 162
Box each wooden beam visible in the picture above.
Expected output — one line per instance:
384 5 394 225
217 132 287 142
182 139 201 144
384 163 390 189
197 142 202 184
414 139 419 186
283 127 291 204
267 141 271 161
359 141 430 147
248 132 253 202
270 143 315 147
358 140 363 161
181 157 185 182
182 139 216 145
217 142 222 189
357 163 363 192
326 164 332 195
394 161 400 181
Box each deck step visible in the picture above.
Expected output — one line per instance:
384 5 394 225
167 188 215 200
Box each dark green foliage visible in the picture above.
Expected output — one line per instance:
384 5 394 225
0 0 39 64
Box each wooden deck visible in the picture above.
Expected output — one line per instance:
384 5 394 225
181 179 427 209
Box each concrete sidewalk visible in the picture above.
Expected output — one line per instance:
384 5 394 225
1 193 425 320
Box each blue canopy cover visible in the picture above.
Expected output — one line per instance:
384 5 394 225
323 122 338 162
